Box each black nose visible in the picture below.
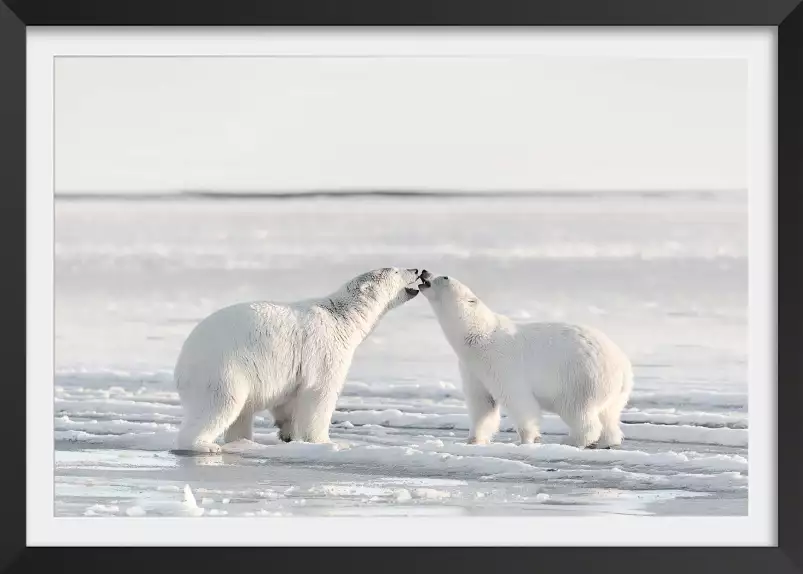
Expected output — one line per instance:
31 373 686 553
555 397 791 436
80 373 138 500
419 269 432 280
409 268 419 275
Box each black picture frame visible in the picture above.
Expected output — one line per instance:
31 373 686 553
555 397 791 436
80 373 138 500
1 0 800 572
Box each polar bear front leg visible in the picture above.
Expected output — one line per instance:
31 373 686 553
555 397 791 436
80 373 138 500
290 385 340 443
270 397 296 443
459 362 500 445
503 384 543 445
224 405 254 443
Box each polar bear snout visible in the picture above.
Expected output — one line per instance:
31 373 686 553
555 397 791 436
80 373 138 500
418 269 434 288
418 270 452 295
393 268 421 301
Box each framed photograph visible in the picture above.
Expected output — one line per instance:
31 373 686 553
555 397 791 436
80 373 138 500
3 0 801 571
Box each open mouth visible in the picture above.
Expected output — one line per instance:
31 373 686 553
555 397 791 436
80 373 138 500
405 287 419 296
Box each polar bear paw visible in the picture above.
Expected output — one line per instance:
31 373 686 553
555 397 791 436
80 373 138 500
172 442 222 455
560 435 591 449
516 427 542 445
596 428 624 449
466 436 491 445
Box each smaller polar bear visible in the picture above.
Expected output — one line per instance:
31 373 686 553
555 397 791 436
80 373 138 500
418 270 633 448
173 267 421 453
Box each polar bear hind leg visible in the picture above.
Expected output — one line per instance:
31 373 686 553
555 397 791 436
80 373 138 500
596 392 628 448
560 407 603 449
176 382 249 454
596 404 624 448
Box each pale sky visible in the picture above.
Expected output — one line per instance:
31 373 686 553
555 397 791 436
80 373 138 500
55 56 747 193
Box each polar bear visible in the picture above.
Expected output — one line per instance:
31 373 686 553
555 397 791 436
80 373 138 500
417 270 633 448
173 267 421 453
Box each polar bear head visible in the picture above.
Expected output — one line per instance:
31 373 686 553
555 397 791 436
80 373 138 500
417 270 494 345
417 270 478 310
343 267 421 312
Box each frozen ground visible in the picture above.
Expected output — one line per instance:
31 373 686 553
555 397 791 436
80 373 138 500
54 192 748 517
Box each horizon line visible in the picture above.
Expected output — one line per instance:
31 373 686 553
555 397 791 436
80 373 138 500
54 188 747 201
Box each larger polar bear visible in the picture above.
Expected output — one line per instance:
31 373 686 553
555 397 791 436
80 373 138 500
418 270 633 448
174 267 421 453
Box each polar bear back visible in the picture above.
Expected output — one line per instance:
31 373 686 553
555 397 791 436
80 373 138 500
521 322 630 409
466 320 631 414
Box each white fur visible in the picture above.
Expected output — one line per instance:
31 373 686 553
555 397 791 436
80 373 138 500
419 273 633 448
174 267 420 452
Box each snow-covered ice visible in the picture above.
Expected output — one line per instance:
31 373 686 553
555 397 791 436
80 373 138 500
54 192 747 517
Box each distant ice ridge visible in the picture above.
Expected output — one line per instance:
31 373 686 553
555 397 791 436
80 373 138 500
55 403 748 447
327 410 747 447
55 240 745 264
55 372 748 411
343 382 748 412
54 418 747 452
54 189 745 200
336 400 746 428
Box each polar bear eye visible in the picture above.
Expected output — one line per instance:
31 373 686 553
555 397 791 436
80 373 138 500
467 298 477 304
